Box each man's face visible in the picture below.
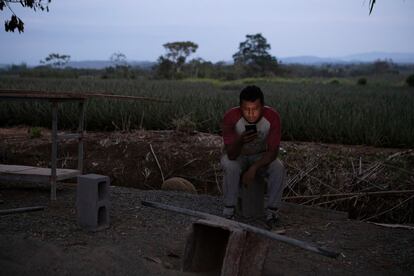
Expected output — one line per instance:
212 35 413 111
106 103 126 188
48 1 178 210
240 99 263 124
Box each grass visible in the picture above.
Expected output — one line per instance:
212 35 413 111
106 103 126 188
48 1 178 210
0 76 413 147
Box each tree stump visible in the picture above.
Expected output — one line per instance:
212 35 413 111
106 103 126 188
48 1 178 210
182 219 268 276
236 177 266 219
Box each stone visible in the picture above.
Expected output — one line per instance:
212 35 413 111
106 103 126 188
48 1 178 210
161 177 197 194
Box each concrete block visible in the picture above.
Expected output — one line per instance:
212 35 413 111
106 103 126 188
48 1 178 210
236 177 265 219
76 174 110 231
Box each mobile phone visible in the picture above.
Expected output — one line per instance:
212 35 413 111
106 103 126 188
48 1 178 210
245 124 257 133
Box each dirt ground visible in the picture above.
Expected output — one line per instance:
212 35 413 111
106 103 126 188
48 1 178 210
1 186 413 275
1 127 414 275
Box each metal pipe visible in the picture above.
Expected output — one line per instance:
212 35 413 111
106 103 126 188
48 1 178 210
141 200 340 258
0 206 45 216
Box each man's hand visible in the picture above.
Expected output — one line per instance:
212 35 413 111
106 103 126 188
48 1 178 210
241 130 257 144
242 166 257 187
225 130 257 160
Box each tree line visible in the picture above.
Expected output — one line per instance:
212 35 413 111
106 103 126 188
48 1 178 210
2 32 412 81
155 33 279 79
1 33 282 79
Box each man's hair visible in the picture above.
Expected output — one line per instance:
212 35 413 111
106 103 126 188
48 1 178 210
239 85 264 105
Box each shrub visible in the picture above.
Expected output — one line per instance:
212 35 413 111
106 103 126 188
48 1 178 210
220 83 244 91
406 74 414 87
357 78 367 85
28 127 42 139
172 115 197 133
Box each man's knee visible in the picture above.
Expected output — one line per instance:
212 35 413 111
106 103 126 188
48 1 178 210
221 154 242 173
268 159 285 175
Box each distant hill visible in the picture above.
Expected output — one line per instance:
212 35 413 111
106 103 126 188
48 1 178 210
279 56 344 65
66 60 156 69
67 60 112 69
2 52 414 69
342 52 414 64
280 52 414 65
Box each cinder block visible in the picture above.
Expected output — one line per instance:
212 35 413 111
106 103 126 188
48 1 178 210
236 177 265 219
182 219 268 276
76 174 110 231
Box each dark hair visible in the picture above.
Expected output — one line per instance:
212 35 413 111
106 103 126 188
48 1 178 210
239 85 264 105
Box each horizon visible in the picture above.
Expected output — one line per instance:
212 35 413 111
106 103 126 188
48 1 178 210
3 50 414 67
1 0 414 65
4 51 414 67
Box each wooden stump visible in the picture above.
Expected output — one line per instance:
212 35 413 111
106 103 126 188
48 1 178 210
236 177 266 219
182 219 268 276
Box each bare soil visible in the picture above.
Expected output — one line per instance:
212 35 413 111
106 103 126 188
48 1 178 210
1 186 414 275
1 127 414 275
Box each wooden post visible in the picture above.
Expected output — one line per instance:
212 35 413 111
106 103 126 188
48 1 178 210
51 101 58 201
237 177 266 219
182 219 268 275
77 101 85 173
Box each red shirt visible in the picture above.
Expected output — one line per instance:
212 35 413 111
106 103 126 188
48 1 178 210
221 106 281 155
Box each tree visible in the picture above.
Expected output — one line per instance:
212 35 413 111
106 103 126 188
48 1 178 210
40 53 70 68
1 0 51 33
159 41 198 76
233 33 278 77
107 52 131 78
110 52 128 68
155 56 174 79
372 59 392 74
186 58 205 78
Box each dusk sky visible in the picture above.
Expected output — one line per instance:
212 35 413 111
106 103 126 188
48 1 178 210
1 0 413 65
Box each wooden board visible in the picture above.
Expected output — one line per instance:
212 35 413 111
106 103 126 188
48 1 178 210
0 164 80 183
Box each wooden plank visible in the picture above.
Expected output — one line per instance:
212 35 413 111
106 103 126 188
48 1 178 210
0 165 79 176
58 133 81 140
0 165 36 173
0 164 81 183
239 232 268 276
56 169 81 181
0 89 87 100
0 173 49 184
0 89 170 103
220 229 246 276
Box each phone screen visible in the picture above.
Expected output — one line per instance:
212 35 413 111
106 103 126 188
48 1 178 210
245 124 257 133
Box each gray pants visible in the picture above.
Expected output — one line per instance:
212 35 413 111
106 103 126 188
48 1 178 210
221 153 286 209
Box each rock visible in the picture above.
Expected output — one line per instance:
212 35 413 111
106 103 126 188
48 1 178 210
161 177 197 194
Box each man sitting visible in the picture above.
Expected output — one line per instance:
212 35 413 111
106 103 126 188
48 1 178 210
220 85 286 228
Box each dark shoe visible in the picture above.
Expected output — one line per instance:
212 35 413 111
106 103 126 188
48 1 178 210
223 206 235 219
265 208 279 230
